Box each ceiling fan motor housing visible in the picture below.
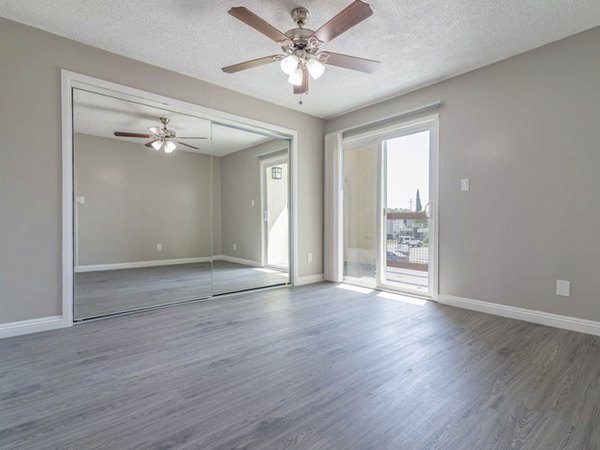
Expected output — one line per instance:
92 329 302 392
158 117 175 137
282 7 324 57
291 7 309 27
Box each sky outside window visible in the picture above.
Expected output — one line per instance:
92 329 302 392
386 131 429 211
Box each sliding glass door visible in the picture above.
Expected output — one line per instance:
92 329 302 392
343 138 378 286
380 128 433 295
343 116 438 297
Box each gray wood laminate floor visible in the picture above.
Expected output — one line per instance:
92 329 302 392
74 261 289 319
2 283 600 449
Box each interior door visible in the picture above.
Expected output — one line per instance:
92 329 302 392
378 122 436 296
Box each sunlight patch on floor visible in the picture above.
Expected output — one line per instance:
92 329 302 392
376 291 427 306
335 283 427 306
335 283 374 294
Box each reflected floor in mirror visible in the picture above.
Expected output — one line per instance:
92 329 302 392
74 261 289 319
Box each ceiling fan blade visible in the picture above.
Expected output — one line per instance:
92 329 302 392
222 55 280 74
178 137 209 140
114 131 152 138
321 52 380 73
293 67 308 95
175 140 200 150
228 7 290 43
148 126 165 135
145 139 160 148
311 0 373 44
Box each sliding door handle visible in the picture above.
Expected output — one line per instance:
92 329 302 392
424 203 432 219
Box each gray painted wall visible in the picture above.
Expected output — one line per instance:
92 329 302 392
219 140 289 263
3 15 598 326
0 18 324 323
74 134 212 266
327 27 600 322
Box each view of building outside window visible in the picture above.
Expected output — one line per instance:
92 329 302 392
385 131 430 289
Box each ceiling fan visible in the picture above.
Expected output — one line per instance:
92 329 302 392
113 117 207 153
222 0 380 94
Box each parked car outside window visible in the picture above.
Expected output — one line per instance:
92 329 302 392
387 250 409 262
398 236 422 247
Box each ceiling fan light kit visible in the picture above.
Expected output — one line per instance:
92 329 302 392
280 54 299 75
222 1 380 95
288 68 304 86
306 58 325 80
113 117 208 154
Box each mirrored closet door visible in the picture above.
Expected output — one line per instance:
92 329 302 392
72 88 291 321
73 88 214 320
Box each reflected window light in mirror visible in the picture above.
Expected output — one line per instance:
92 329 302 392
272 167 283 179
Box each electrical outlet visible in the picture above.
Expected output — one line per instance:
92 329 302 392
233 243 237 251
156 243 162 252
556 280 570 297
307 252 313 263
251 199 255 207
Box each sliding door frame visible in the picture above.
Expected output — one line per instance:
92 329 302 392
61 70 300 327
342 114 439 300
376 116 439 298
259 152 290 271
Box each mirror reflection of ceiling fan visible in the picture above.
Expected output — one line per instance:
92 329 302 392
113 117 208 153
222 0 380 94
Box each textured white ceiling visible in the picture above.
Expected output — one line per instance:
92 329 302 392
2 0 600 118
73 89 271 156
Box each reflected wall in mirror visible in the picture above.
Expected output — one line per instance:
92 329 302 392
211 125 290 294
73 88 214 319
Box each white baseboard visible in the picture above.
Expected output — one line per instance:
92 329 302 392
438 294 600 337
75 257 212 273
0 316 66 339
213 255 261 267
295 274 325 286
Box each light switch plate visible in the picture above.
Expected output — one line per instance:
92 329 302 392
556 280 570 297
461 178 470 191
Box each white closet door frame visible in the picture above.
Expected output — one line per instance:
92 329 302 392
61 70 300 328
